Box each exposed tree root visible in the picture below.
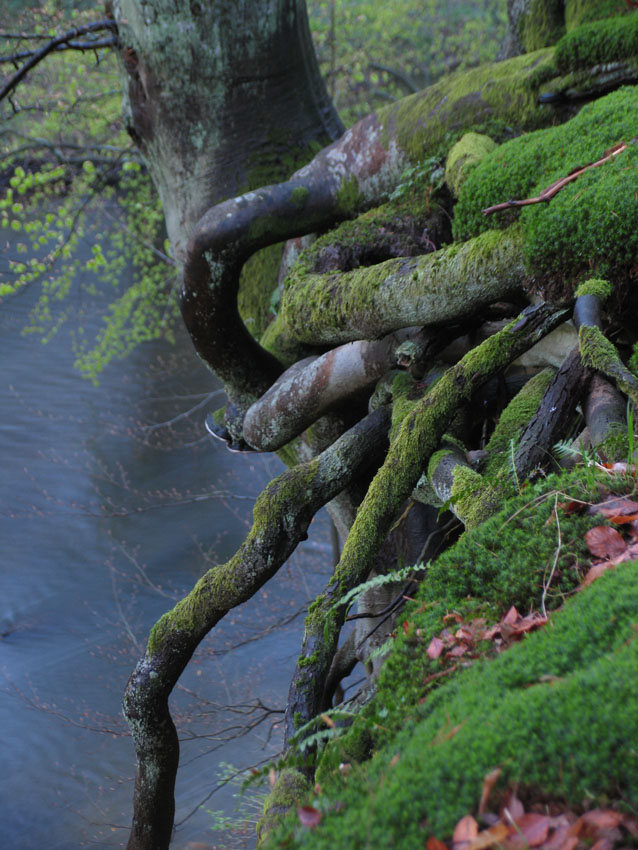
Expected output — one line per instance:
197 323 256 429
123 407 390 850
284 302 567 744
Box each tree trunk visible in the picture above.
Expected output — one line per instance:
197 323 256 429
113 0 343 259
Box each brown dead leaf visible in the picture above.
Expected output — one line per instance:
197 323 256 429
478 767 502 816
606 512 638 525
297 805 321 828
466 823 510 850
558 500 587 515
592 497 638 517
503 813 550 849
453 814 479 846
581 562 614 587
509 613 548 636
502 606 520 626
427 837 450 850
448 643 470 658
580 809 625 832
427 636 445 659
584 525 627 559
501 791 525 823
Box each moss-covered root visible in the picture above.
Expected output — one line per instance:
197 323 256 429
445 132 498 198
122 407 390 850
579 324 638 409
282 226 527 345
257 769 311 848
283 302 567 747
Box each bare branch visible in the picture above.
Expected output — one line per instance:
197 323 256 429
0 20 117 103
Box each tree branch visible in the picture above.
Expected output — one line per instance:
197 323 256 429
0 20 117 103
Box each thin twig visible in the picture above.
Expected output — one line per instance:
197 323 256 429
541 493 562 618
0 20 117 102
483 142 627 216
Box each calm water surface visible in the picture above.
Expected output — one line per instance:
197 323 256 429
0 267 332 848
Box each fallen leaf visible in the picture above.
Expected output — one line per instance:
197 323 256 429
447 643 470 658
478 767 502 816
453 814 479 846
501 791 525 823
427 636 445 659
403 620 411 635
593 497 638 517
502 606 520 626
581 562 614 587
297 805 321 828
584 525 626 559
580 809 624 832
466 823 510 850
509 613 548 636
504 813 550 848
606 512 638 525
320 713 335 728
559 500 587 515
588 839 615 850
427 837 450 850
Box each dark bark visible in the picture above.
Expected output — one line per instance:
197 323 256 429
514 346 592 478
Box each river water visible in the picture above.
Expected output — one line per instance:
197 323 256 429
0 248 333 848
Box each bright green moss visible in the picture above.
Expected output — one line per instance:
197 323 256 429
565 0 630 30
449 464 501 528
574 277 613 300
291 186 310 206
516 0 565 52
263 470 638 850
335 175 365 218
555 14 638 72
453 87 638 286
444 132 498 198
238 242 284 339
483 369 555 477
379 48 555 163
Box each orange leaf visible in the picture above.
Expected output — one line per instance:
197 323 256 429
453 814 479 845
478 767 502 816
584 526 626 559
428 838 450 850
466 823 510 850
298 805 322 828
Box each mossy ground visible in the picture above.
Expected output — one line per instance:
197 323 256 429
453 86 638 292
262 467 638 848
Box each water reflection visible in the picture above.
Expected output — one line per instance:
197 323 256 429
0 274 332 848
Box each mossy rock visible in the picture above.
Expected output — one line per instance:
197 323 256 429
452 86 638 290
263 468 638 848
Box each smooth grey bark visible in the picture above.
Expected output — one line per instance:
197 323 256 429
113 0 343 260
